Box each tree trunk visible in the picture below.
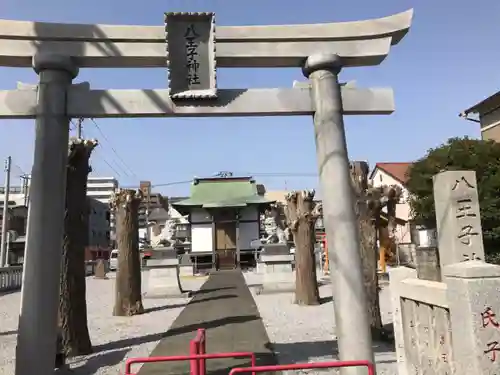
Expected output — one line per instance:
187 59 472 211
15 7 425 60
59 138 97 356
285 191 320 306
350 162 384 339
385 188 400 265
358 203 384 339
112 189 144 316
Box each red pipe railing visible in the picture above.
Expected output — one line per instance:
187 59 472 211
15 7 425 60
190 328 207 375
229 359 375 375
125 352 257 375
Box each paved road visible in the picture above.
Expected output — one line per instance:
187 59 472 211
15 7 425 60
137 270 277 375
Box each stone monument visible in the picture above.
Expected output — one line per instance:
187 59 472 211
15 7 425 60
2 10 414 375
433 170 484 265
390 170 500 375
93 259 108 279
435 170 500 375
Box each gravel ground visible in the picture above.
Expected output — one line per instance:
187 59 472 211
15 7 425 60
2 269 396 375
252 280 397 375
0 271 207 375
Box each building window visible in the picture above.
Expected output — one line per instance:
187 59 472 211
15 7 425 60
88 186 114 192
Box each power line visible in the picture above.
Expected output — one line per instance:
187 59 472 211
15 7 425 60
76 118 83 139
91 145 129 178
153 180 193 188
100 159 122 178
142 173 318 189
252 173 317 177
10 162 26 178
69 118 126 178
89 118 138 179
122 180 193 189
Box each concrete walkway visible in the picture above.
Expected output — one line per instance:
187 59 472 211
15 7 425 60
138 270 276 375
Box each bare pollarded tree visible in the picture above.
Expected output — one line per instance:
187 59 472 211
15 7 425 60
59 138 98 356
284 190 322 306
111 189 144 316
350 161 402 340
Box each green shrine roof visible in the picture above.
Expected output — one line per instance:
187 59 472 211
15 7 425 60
172 177 274 212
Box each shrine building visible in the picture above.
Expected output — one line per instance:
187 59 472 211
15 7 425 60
171 176 274 270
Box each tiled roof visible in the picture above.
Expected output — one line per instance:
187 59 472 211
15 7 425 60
169 196 189 204
373 162 412 183
462 90 500 116
172 177 274 212
148 207 169 221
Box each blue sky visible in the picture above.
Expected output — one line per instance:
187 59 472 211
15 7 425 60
1 0 498 196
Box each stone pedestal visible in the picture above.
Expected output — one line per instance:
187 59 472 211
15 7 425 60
388 266 418 375
444 261 500 375
179 253 193 277
145 258 186 298
94 259 108 279
260 254 295 293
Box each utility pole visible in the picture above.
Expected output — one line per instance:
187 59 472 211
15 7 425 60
0 156 12 267
76 118 83 139
21 174 30 207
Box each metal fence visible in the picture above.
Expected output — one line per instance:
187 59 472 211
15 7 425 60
0 265 23 292
0 261 96 293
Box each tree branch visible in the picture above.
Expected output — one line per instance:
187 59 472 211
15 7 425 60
110 189 143 210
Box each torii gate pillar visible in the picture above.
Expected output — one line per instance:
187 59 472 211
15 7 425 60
303 53 374 373
16 53 78 375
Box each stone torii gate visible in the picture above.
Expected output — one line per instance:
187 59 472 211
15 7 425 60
0 10 413 375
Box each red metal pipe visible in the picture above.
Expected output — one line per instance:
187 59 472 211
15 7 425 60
229 359 375 375
125 352 256 375
189 338 200 375
198 330 206 375
190 328 206 375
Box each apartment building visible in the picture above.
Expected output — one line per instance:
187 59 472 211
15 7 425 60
0 177 119 255
0 185 29 206
87 176 119 244
137 181 168 241
88 197 111 248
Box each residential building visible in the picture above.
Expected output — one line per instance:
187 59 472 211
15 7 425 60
460 91 500 141
264 189 325 237
0 186 29 206
88 197 111 248
137 181 169 242
369 162 413 243
0 204 28 264
168 197 189 221
87 176 118 242
0 178 118 262
171 176 273 270
264 190 288 205
167 196 191 248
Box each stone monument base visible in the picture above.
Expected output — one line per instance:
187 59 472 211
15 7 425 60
144 258 187 298
258 254 295 294
93 259 108 279
179 253 194 277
